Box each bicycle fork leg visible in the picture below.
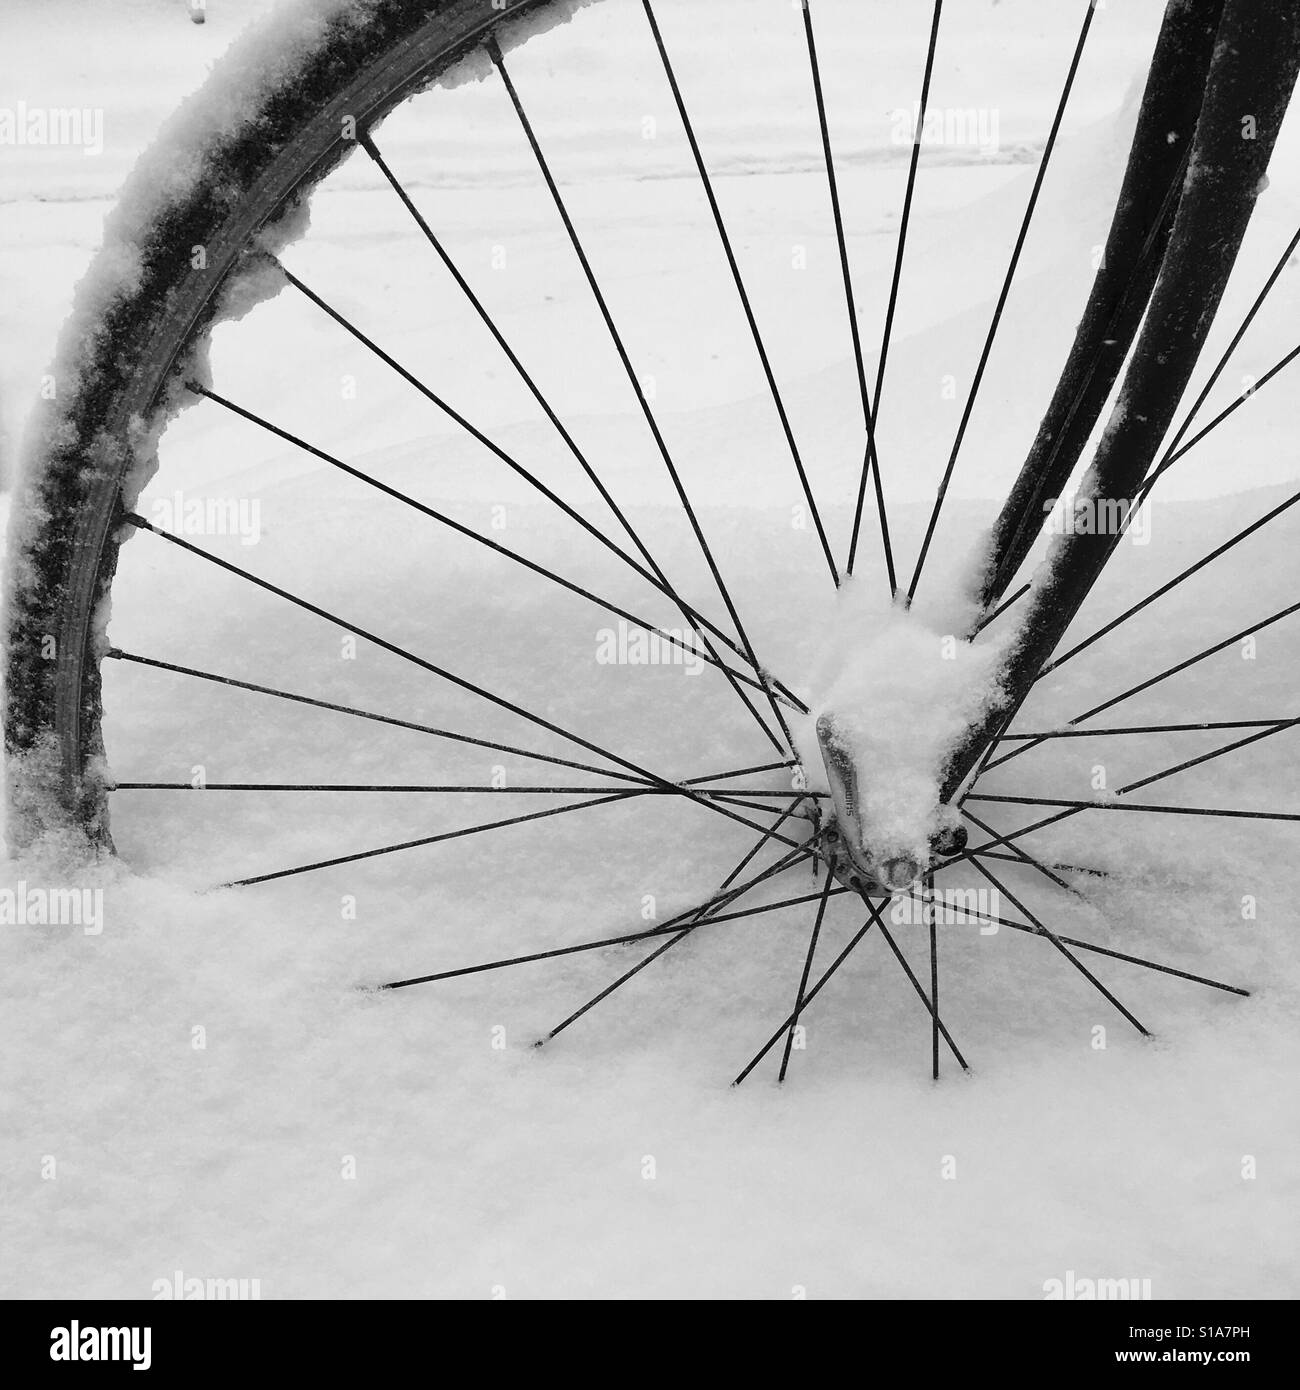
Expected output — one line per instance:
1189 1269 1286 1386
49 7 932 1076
942 0 1300 802
975 0 1227 611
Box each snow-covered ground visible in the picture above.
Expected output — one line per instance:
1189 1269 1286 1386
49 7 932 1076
2 0 1299 1299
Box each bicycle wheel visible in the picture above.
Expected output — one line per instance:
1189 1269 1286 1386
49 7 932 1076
6 0 1299 1082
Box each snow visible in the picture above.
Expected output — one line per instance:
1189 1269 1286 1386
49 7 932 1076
2 0 1299 1300
794 580 1009 871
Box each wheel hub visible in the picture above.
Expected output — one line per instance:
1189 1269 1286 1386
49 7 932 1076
812 711 966 895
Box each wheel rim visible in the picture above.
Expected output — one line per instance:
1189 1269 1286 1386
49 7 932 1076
7 0 1299 1081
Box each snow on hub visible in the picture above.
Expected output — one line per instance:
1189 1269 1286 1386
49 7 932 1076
797 588 999 894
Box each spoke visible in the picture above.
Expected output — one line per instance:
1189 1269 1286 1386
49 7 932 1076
115 782 823 799
1045 336 1300 615
907 0 1095 603
967 857 1149 1036
1034 235 1300 596
125 517 660 785
220 788 797 896
998 719 1288 741
987 598 1300 771
683 790 817 817
125 516 803 849
970 793 1300 824
228 789 639 887
802 0 892 591
355 136 805 738
188 384 780 702
846 0 941 584
778 869 836 1082
1152 341 1300 487
966 704 1020 786
907 883 1248 996
270 252 790 753
1121 715 1300 797
973 849 1107 877
539 803 814 1044
967 714 1300 863
870 900 970 1071
961 807 1080 899
1141 222 1300 493
1016 932 1249 997
687 882 852 928
993 710 1300 798
261 261 643 587
675 795 828 806
904 882 1045 936
193 393 804 717
381 833 825 992
681 759 798 785
490 36 796 755
802 0 869 446
973 582 1030 636
1044 483 1300 678
925 870 940 1080
360 132 693 591
107 649 651 784
732 897 888 1087
1017 238 1300 654
979 340 1300 776
643 0 839 588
